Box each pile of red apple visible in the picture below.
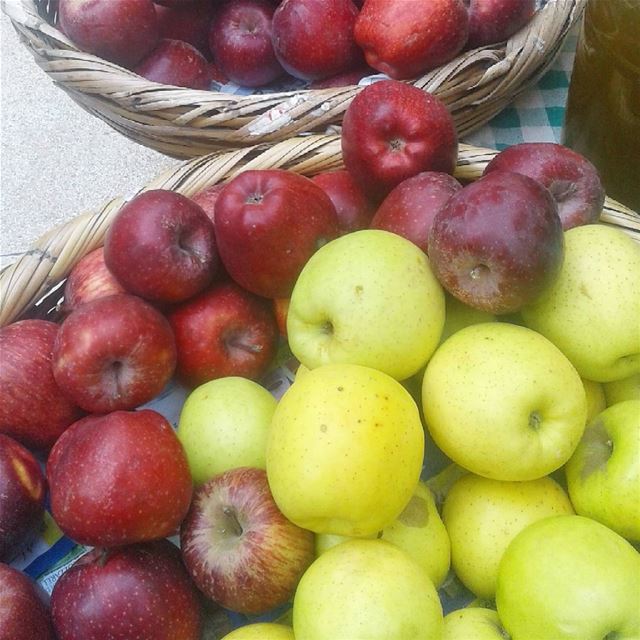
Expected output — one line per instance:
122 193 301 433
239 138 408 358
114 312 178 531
2 79 640 640
54 0 538 90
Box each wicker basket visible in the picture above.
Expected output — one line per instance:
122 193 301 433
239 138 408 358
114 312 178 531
4 0 586 158
1 135 638 327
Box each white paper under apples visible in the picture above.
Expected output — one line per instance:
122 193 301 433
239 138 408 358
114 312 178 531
266 363 424 537
496 515 640 640
177 377 277 485
565 400 640 542
522 224 640 382
286 229 445 381
422 322 587 481
293 539 444 640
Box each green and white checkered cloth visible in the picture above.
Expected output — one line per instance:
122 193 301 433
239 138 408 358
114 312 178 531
464 30 578 151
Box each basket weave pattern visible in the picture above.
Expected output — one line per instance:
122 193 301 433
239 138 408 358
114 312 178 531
1 136 638 328
4 0 586 158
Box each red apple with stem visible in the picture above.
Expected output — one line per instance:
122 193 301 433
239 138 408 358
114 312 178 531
52 293 177 414
47 409 192 547
271 0 363 81
0 319 83 451
483 142 605 230
214 169 339 298
180 467 315 615
341 80 459 200
135 39 212 88
59 0 159 68
61 246 126 314
428 170 565 314
465 0 537 49
312 169 377 234
355 0 469 79
0 563 55 640
167 281 279 387
370 171 462 252
208 0 284 87
0 434 47 562
50 540 202 640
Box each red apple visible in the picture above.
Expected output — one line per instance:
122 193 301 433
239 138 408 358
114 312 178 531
209 0 284 87
59 0 159 68
135 38 212 88
465 0 537 49
308 65 375 89
214 169 339 298
104 189 218 304
50 540 202 640
0 320 83 451
191 183 224 225
341 79 459 200
0 563 55 640
272 297 289 337
271 0 363 81
0 435 46 562
483 142 605 230
428 170 564 314
354 0 469 79
61 246 126 314
311 169 377 234
167 281 279 387
370 171 462 252
52 293 176 414
47 409 192 547
154 0 214 58
180 467 315 615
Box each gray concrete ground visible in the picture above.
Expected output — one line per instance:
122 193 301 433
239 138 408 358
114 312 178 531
0 11 179 268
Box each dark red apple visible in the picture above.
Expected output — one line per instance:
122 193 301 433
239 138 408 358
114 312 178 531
0 320 83 451
271 0 363 81
59 0 159 68
355 0 469 79
428 170 564 314
191 183 224 225
309 65 375 89
52 293 177 414
104 189 218 304
0 563 55 640
483 142 605 230
312 169 377 234
180 467 315 615
167 281 279 387
50 540 202 640
47 409 192 547
209 0 284 87
214 169 339 298
370 171 462 252
341 79 459 200
154 0 214 58
465 0 537 49
0 435 46 562
61 246 126 314
135 38 211 88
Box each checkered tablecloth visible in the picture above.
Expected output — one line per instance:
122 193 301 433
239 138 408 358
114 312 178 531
464 30 578 150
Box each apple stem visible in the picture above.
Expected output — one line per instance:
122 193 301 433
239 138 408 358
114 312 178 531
97 548 109 568
228 339 263 354
222 506 243 536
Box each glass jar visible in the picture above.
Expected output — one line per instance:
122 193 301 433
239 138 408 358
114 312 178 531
562 0 640 211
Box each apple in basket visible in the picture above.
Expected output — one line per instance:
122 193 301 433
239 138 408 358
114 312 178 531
154 0 214 60
465 0 537 49
50 540 203 640
0 563 55 640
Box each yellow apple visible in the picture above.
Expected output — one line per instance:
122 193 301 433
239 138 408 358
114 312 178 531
582 377 606 423
422 322 587 481
603 373 640 406
266 363 424 537
293 539 443 640
440 292 496 343
220 623 294 639
286 229 445 381
521 224 640 382
443 607 507 640
442 473 574 599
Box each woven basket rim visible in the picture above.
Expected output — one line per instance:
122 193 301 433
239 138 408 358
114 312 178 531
1 135 638 328
4 0 588 157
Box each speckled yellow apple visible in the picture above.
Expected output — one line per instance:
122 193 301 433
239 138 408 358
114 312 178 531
440 292 496 344
286 229 445 381
582 377 606 423
443 607 507 640
422 322 587 481
220 623 294 640
442 473 574 599
266 363 424 537
293 539 443 640
522 224 640 382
